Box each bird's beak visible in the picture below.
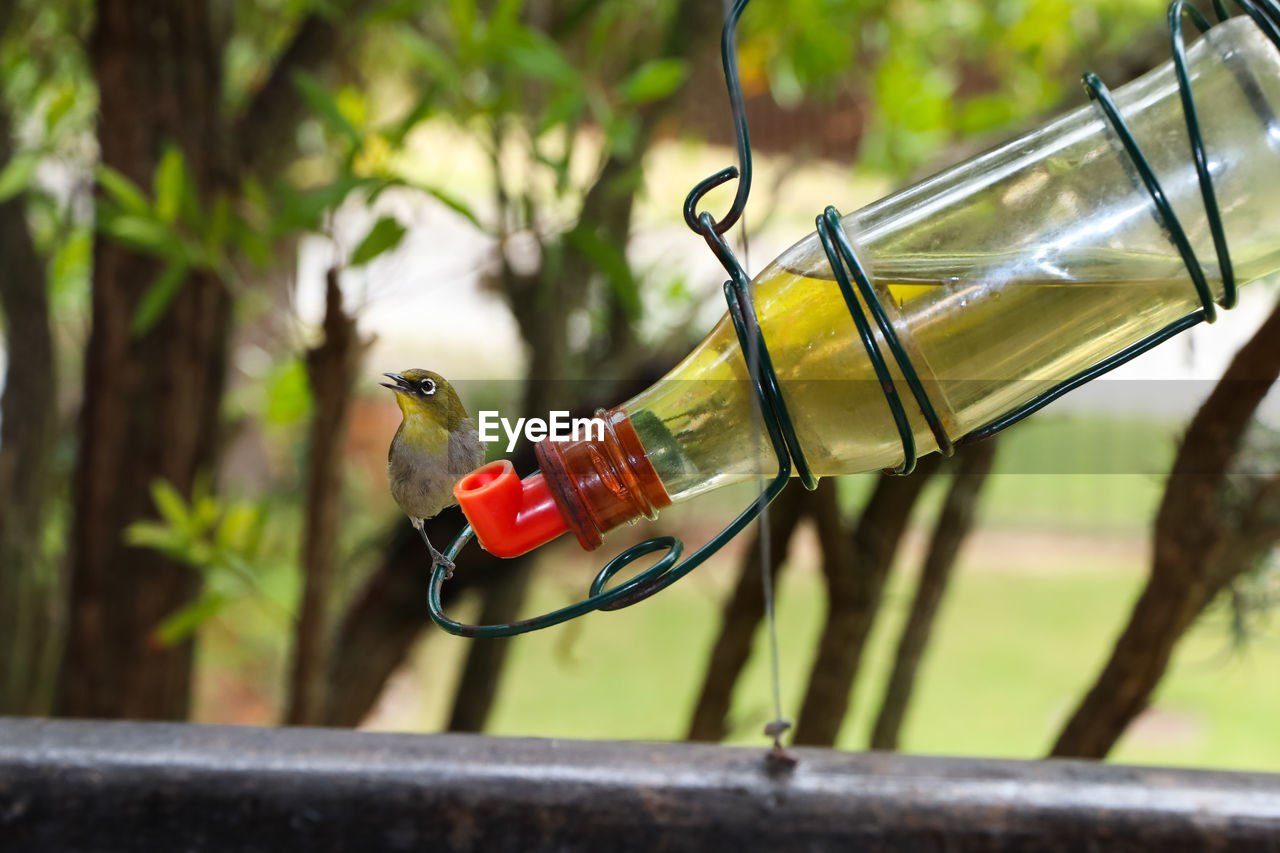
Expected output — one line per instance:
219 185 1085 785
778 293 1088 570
380 372 411 392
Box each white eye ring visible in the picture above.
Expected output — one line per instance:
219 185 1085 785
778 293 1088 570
420 378 436 395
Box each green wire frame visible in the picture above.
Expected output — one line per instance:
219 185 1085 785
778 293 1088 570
428 0 1280 638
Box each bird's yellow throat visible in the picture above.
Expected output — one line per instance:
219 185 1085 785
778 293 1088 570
392 393 451 452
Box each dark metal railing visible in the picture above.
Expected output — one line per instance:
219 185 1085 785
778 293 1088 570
2 719 1280 851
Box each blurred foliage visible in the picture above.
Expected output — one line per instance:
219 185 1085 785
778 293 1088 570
1 0 1179 323
1222 422 1280 650
125 479 290 646
738 0 1168 174
222 0 330 112
94 150 243 335
377 0 688 230
0 0 95 316
0 0 1206 702
1228 555 1280 653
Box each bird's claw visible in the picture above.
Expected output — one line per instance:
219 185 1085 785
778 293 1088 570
431 550 456 580
413 519 457 580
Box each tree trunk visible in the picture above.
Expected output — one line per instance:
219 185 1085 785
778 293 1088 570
232 0 380 178
285 271 364 725
321 416 546 729
685 483 808 742
443 377 562 734
0 101 60 716
440 0 718 733
445 562 535 733
323 433 546 729
322 507 533 727
870 440 997 750
1052 301 1280 758
793 454 943 747
57 0 231 720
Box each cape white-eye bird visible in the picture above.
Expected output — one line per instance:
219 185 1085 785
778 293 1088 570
383 369 484 574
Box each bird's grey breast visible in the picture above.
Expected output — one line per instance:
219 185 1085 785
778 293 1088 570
387 417 484 521
387 446 451 520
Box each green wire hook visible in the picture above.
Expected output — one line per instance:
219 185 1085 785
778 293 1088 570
427 0 1280 637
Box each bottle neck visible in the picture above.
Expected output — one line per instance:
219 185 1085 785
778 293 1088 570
534 407 671 550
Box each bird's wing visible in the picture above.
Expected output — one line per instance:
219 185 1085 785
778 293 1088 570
451 417 486 477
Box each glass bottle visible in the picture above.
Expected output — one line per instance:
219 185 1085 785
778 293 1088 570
457 16 1280 557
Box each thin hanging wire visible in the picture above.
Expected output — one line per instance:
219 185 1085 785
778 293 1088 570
740 211 791 749
425 0 1280 642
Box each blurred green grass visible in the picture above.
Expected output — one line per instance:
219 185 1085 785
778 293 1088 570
198 411 1280 771
833 411 1179 534
462 555 1280 771
980 412 1179 533
403 413 1280 770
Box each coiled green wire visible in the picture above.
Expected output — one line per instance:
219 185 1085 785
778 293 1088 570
429 0 1280 638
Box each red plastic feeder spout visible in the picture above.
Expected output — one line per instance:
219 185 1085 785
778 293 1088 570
454 460 570 558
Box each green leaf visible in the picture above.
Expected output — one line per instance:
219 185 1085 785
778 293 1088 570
98 211 175 255
45 82 78 134
334 86 367 131
239 500 269 560
0 152 39 202
399 31 462 91
388 89 438 145
265 359 312 427
97 165 151 216
959 94 1019 135
204 193 231 253
292 69 362 148
564 224 641 319
350 215 407 267
449 0 477 52
422 185 482 230
537 89 586 135
618 58 689 105
489 0 523 32
276 174 374 233
153 145 187 225
501 29 579 86
50 228 91 300
364 175 405 205
192 491 221 534
218 551 266 594
240 174 269 213
151 592 230 647
603 114 640 160
131 258 190 336
766 57 805 109
216 503 260 552
125 520 187 554
233 219 271 267
150 480 190 529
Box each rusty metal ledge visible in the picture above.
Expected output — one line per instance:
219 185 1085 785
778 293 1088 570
1 718 1279 851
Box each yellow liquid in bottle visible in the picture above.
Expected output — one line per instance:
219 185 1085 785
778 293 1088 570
611 19 1280 506
623 251 1213 502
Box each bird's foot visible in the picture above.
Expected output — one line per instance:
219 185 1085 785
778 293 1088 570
413 518 457 579
429 547 456 580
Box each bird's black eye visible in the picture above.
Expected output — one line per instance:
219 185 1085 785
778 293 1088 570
419 378 436 395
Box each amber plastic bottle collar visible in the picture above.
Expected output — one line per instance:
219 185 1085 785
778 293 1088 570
534 407 672 550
